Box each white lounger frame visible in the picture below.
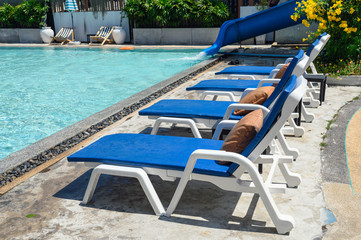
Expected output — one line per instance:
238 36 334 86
79 76 307 234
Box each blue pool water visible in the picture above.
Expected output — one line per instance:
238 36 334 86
0 47 208 159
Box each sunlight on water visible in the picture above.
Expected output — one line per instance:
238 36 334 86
164 51 208 61
0 47 209 159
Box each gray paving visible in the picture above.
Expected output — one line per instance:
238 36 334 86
322 96 361 184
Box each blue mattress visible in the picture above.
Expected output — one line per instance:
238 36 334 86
186 79 273 92
215 66 275 76
139 99 243 120
68 133 232 177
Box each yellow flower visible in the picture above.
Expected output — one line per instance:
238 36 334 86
291 15 299 22
350 8 355 14
302 38 308 42
319 22 327 30
339 21 348 28
302 19 310 27
357 18 360 22
335 8 342 15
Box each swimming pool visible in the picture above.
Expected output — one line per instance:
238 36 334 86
0 47 208 159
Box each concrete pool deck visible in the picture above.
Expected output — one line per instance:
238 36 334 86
1 49 361 239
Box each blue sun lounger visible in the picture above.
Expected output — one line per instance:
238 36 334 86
214 32 329 76
68 75 307 234
185 34 330 126
187 33 330 95
186 49 305 94
140 50 309 142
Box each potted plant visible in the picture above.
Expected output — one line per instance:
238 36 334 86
112 25 126 44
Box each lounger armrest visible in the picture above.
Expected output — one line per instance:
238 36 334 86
212 120 239 140
275 63 285 69
303 73 325 80
201 91 237 101
257 78 280 88
285 58 293 64
150 117 202 138
240 88 257 99
268 69 280 78
223 103 270 120
226 74 256 80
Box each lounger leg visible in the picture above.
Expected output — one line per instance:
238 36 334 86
278 163 302 188
282 116 305 137
303 93 320 108
82 164 165 216
269 139 278 155
167 150 295 234
301 102 315 123
276 132 299 160
151 117 202 138
246 161 295 234
82 167 101 204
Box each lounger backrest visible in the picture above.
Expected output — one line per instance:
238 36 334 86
317 32 327 39
227 75 306 174
306 39 320 56
317 33 330 53
57 28 72 38
306 32 330 64
262 49 304 108
98 27 112 37
317 32 329 44
307 33 330 73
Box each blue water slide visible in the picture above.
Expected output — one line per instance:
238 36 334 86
203 0 305 55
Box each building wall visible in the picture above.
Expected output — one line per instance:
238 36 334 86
53 11 130 43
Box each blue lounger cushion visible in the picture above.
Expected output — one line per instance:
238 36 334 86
139 99 243 120
215 66 275 76
187 50 304 96
186 79 273 92
69 76 299 178
140 50 304 122
68 133 231 177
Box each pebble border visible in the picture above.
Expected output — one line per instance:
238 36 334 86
0 55 225 188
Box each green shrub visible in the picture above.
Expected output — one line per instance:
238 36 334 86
0 0 47 28
292 0 361 64
0 3 16 28
122 0 230 28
